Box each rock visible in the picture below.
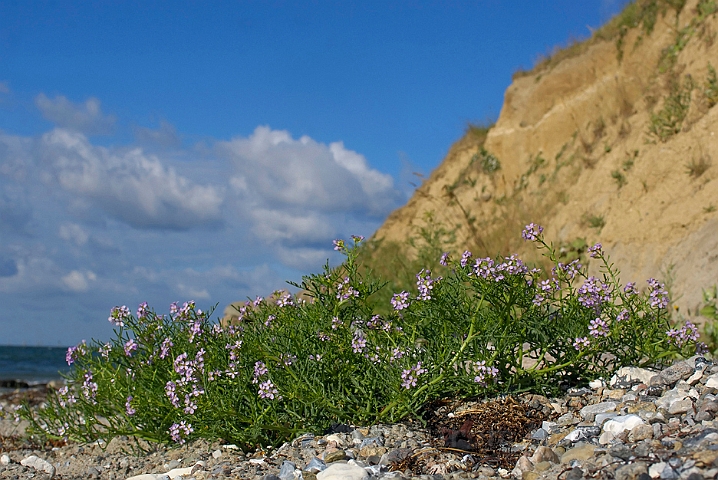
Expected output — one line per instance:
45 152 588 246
602 414 645 435
629 423 654 442
323 450 348 463
599 431 615 444
609 443 633 461
514 455 534 474
667 398 694 415
316 462 369 480
579 402 617 420
658 362 694 385
655 389 689 411
595 413 619 426
305 457 328 473
379 448 412 465
611 367 658 387
531 428 549 440
560 444 596 463
565 466 584 480
614 462 648 480
359 445 386 457
589 379 604 389
20 455 55 477
705 373 718 389
529 446 559 464
0 454 9 465
279 460 296 480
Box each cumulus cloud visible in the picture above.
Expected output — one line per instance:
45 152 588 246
61 269 96 292
59 223 89 246
35 94 116 135
39 129 224 230
219 126 402 268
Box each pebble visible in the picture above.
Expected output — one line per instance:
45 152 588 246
3 357 718 480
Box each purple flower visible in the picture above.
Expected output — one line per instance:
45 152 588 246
136 302 149 319
81 370 98 403
351 234 365 243
258 379 281 400
440 252 449 266
169 421 193 444
335 276 360 301
276 292 294 307
332 239 345 251
577 276 612 309
252 361 268 384
351 332 367 353
472 360 499 386
588 243 603 259
391 291 410 311
125 396 135 416
554 259 582 280
666 320 699 347
573 337 590 350
589 317 609 337
616 309 629 322
331 316 343 330
460 250 473 268
124 339 138 356
65 340 86 365
317 331 330 341
521 223 544 241
401 362 427 389
109 305 130 326
169 302 179 315
624 282 638 296
416 269 439 301
472 257 496 279
160 337 173 359
647 278 669 309
165 381 180 408
98 342 112 359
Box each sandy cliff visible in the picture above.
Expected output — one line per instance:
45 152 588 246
372 0 718 317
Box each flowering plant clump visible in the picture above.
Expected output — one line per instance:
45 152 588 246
22 227 702 450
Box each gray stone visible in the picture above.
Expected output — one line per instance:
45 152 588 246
579 402 617 419
609 443 633 461
629 423 654 442
279 461 296 480
305 458 327 473
614 462 648 480
323 450 347 463
668 398 694 415
531 428 549 441
659 362 694 385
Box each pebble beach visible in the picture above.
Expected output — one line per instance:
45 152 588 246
1 356 717 480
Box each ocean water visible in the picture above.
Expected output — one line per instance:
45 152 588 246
0 345 71 384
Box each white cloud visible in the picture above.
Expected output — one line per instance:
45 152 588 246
35 94 116 135
59 223 89 246
61 269 96 292
221 126 400 215
39 129 224 230
176 284 211 300
218 126 402 269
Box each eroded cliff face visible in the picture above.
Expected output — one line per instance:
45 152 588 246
373 0 718 317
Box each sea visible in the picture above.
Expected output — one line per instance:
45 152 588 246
0 345 71 386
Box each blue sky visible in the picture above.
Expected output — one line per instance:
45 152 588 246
0 1 630 346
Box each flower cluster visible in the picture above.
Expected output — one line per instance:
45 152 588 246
169 420 193 444
65 340 87 366
401 362 427 389
553 259 581 281
577 277 612 310
573 337 590 350
588 243 603 259
647 278 669 309
666 320 700 347
472 360 499 386
416 269 439 300
521 223 544 241
81 371 98 403
391 291 410 311
335 276 360 301
109 305 131 326
589 317 609 337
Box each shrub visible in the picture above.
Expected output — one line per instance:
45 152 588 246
22 228 703 450
648 76 693 142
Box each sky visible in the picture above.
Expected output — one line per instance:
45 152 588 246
0 0 631 346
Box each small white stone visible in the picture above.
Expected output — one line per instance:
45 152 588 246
249 458 266 465
222 444 239 450
316 462 369 480
212 449 222 459
686 370 703 385
602 414 645 435
0 454 9 466
598 431 615 445
589 379 604 390
610 366 657 386
705 373 718 389
325 434 347 447
20 455 55 477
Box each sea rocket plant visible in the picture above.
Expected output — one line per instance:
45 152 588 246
23 227 703 451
